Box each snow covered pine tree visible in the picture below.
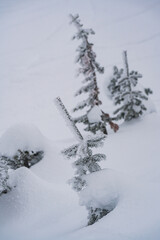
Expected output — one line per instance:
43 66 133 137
108 66 123 99
70 14 118 134
0 150 43 197
55 97 110 225
63 134 109 225
113 51 149 121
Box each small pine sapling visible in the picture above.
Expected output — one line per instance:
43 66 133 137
55 97 111 225
63 133 108 225
70 14 118 134
113 51 148 121
108 66 123 99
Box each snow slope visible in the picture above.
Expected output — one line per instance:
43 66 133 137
0 0 160 239
0 113 160 240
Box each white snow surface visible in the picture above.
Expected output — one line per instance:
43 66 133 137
79 169 119 211
87 105 102 123
0 124 46 157
0 0 160 240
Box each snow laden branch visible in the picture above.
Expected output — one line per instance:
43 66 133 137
55 96 111 225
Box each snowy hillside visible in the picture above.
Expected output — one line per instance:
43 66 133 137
0 0 160 240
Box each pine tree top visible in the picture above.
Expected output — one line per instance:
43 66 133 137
70 14 104 114
70 14 95 40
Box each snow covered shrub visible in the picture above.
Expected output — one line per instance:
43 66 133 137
113 51 150 121
87 208 110 225
0 150 44 169
70 14 118 134
0 124 45 170
0 159 11 196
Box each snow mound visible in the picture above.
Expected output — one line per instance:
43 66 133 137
80 169 119 211
0 124 46 157
0 167 71 230
87 105 102 123
145 98 156 114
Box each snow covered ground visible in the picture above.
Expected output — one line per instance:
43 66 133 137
0 0 160 239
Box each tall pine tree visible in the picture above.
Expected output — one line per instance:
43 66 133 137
70 14 108 134
113 51 148 121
